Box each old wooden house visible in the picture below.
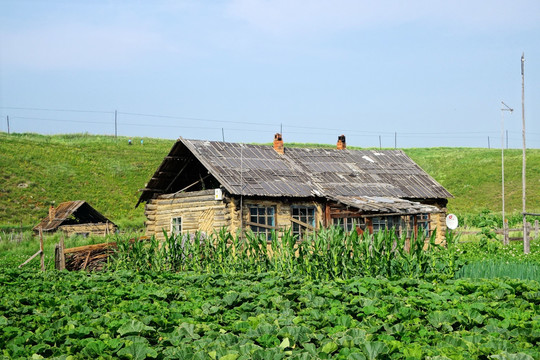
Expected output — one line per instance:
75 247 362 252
137 134 452 243
33 201 116 236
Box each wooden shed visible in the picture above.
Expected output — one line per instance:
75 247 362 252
137 134 452 243
33 201 116 236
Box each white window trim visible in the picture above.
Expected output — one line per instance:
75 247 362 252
171 216 182 235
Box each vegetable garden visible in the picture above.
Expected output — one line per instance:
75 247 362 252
1 229 539 359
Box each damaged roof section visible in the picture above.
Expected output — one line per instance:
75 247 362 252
137 137 452 206
329 195 442 215
33 201 114 233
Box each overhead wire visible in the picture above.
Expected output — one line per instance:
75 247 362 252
1 105 539 145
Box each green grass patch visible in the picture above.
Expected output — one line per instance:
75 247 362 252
1 132 539 229
456 260 540 282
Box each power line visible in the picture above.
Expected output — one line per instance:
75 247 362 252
10 116 111 125
0 106 113 114
2 106 539 147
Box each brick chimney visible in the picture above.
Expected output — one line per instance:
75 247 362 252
273 133 284 155
49 205 56 221
337 134 346 150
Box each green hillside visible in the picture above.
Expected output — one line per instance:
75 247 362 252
1 132 539 228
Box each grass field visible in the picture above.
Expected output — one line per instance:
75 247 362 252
1 132 539 229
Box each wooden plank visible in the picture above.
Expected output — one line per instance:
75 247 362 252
39 228 45 271
64 242 117 254
54 236 66 270
59 236 65 270
246 221 278 230
18 250 42 268
81 251 91 270
289 217 315 231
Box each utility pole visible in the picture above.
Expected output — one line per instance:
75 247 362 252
379 135 382 149
521 53 529 254
394 132 397 149
6 116 9 134
222 128 225 142
488 136 490 149
501 101 513 245
114 110 118 140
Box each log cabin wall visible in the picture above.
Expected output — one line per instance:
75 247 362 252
236 198 325 237
213 197 325 238
431 211 447 244
58 222 117 237
144 188 447 244
144 189 231 240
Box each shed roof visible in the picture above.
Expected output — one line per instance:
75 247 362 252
137 138 452 206
33 201 114 232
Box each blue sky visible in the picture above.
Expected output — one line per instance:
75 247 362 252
1 0 539 148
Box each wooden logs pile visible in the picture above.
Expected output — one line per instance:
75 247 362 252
55 237 149 271
56 241 117 271
64 247 115 271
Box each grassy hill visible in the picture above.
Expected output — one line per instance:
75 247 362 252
1 132 539 229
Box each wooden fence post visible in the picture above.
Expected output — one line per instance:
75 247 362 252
535 220 539 239
503 219 509 245
39 228 45 271
55 235 65 270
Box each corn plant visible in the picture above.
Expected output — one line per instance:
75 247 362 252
109 226 465 280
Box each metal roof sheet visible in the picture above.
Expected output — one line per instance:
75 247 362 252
137 138 452 205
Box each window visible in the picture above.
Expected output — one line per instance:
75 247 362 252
417 214 430 236
372 216 400 234
371 216 385 233
171 217 182 235
401 215 415 238
333 217 364 233
249 205 276 241
291 206 316 239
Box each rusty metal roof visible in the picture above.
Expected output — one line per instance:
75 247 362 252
33 201 114 232
137 138 452 206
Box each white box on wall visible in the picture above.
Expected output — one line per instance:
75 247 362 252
215 188 223 200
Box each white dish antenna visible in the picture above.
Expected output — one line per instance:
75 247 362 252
446 214 458 230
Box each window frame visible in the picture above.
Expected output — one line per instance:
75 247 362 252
248 205 276 241
291 205 316 239
333 217 365 233
171 216 182 236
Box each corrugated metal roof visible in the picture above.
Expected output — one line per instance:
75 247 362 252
137 138 452 205
33 201 113 232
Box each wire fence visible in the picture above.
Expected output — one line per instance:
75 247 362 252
1 106 539 149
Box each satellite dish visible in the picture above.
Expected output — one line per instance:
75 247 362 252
446 214 458 230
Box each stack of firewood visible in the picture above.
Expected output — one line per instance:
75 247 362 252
64 247 116 271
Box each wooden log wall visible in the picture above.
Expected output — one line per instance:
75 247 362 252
431 211 447 245
235 198 324 236
145 189 231 240
144 188 447 246
58 222 116 237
